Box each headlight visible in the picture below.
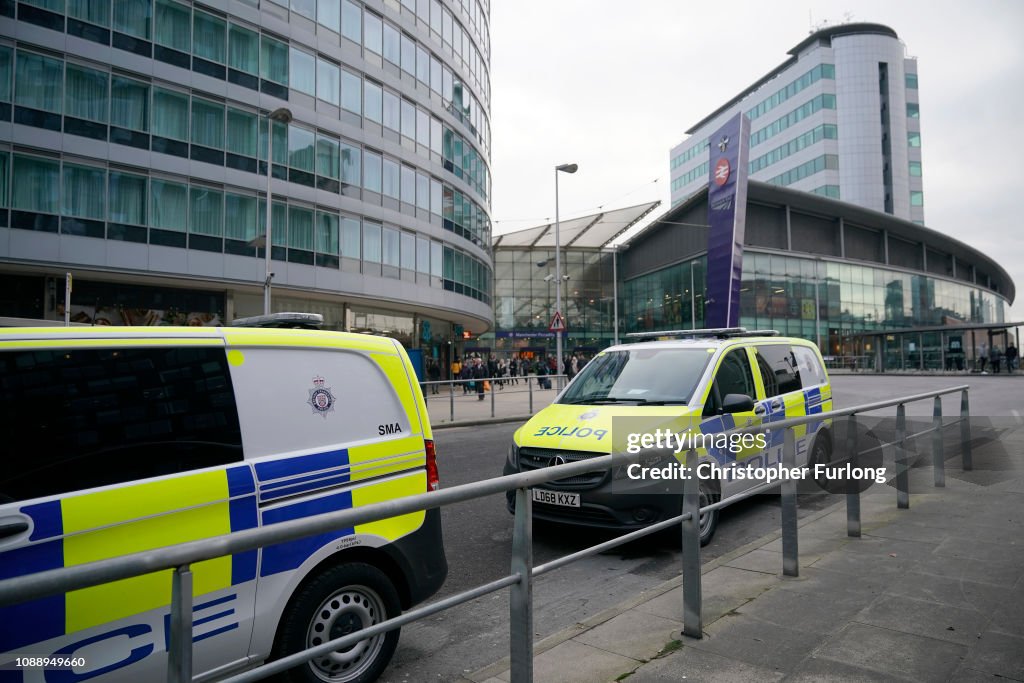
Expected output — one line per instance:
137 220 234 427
506 441 520 470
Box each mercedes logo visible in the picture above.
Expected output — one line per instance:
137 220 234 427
549 455 566 467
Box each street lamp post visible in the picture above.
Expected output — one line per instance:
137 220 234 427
690 259 699 329
554 163 577 383
612 246 619 345
264 107 293 315
814 258 823 352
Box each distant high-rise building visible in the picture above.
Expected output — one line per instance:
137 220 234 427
670 23 923 223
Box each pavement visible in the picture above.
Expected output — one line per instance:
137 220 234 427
462 416 1024 682
424 378 558 428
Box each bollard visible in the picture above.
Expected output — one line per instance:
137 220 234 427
680 448 702 639
528 376 534 414
780 429 799 577
960 389 972 471
167 564 193 683
845 415 861 538
449 380 455 423
491 376 496 418
895 403 909 509
933 396 944 487
509 488 534 682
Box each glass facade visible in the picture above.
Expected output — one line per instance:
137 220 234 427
0 0 493 345
622 251 1008 363
491 248 616 359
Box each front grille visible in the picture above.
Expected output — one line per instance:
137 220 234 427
533 502 620 525
518 447 609 489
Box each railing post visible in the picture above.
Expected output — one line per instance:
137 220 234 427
895 403 909 509
680 448 702 639
167 564 193 683
449 380 455 423
845 415 861 537
490 375 496 418
960 388 973 471
933 396 944 487
528 376 534 414
510 487 534 682
781 428 799 577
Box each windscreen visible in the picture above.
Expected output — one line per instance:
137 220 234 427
558 348 711 406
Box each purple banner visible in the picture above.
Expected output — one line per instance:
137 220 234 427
704 114 750 328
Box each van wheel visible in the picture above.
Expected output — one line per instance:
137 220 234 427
698 480 720 547
272 563 401 683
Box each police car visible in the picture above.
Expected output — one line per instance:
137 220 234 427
0 314 446 683
504 328 832 546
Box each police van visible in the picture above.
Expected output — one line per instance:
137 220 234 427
504 329 832 546
0 315 446 683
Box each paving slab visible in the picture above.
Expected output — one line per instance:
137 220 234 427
572 609 681 662
634 567 778 625
882 570 1006 612
733 584 870 636
811 622 967 681
785 656 916 683
959 631 1024 680
852 593 992 646
515 639 638 683
684 612 823 673
628 646 785 683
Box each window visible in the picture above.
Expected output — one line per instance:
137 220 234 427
288 125 315 172
69 0 110 26
261 35 289 85
430 240 442 276
288 205 314 250
909 161 922 177
364 80 382 123
908 132 921 148
12 155 59 214
791 346 825 388
363 221 381 262
226 107 257 156
114 0 152 39
401 231 415 270
317 0 340 32
151 178 189 231
152 87 189 140
109 171 147 225
906 73 918 89
0 347 242 502
340 69 361 113
382 157 399 199
224 193 257 240
906 102 919 118
401 98 415 138
712 350 756 406
364 12 382 55
155 0 191 52
193 11 226 63
383 22 400 65
341 0 361 43
401 165 415 204
0 47 10 103
289 47 315 96
382 89 399 131
228 24 259 75
111 76 148 131
190 186 223 236
291 0 314 20
910 190 924 206
316 133 340 180
15 51 63 113
191 98 224 149
363 150 382 192
317 57 340 105
341 141 361 185
341 215 360 257
400 33 415 75
382 226 399 266
755 345 802 397
316 211 339 254
62 163 106 219
65 64 109 123
416 236 430 273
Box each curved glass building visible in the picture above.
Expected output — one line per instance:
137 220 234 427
0 0 492 367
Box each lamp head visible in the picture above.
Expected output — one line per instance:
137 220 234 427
270 107 293 123
556 163 578 174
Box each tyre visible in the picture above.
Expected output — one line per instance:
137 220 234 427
698 479 720 547
271 563 401 683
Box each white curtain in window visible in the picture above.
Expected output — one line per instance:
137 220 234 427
65 64 108 123
190 187 223 236
110 76 148 131
15 52 63 113
12 156 59 213
109 172 146 225
113 0 152 38
62 164 106 219
316 211 339 254
152 88 189 140
150 179 188 231
226 108 256 156
224 193 256 240
288 206 313 250
228 25 259 75
155 0 191 52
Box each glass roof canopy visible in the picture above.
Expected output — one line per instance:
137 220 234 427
492 201 661 250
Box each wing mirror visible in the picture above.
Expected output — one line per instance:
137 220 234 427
721 393 755 414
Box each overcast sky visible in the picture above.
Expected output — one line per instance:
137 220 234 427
488 0 1024 323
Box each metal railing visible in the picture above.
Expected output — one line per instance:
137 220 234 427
421 374 567 422
0 385 973 683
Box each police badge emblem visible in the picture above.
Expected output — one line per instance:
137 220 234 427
307 375 336 418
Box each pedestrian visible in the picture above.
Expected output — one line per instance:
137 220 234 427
427 359 440 394
1006 342 1018 373
510 357 519 385
474 358 486 400
990 345 1002 374
461 359 473 393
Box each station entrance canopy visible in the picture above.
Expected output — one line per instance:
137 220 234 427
492 201 661 250
844 321 1022 373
